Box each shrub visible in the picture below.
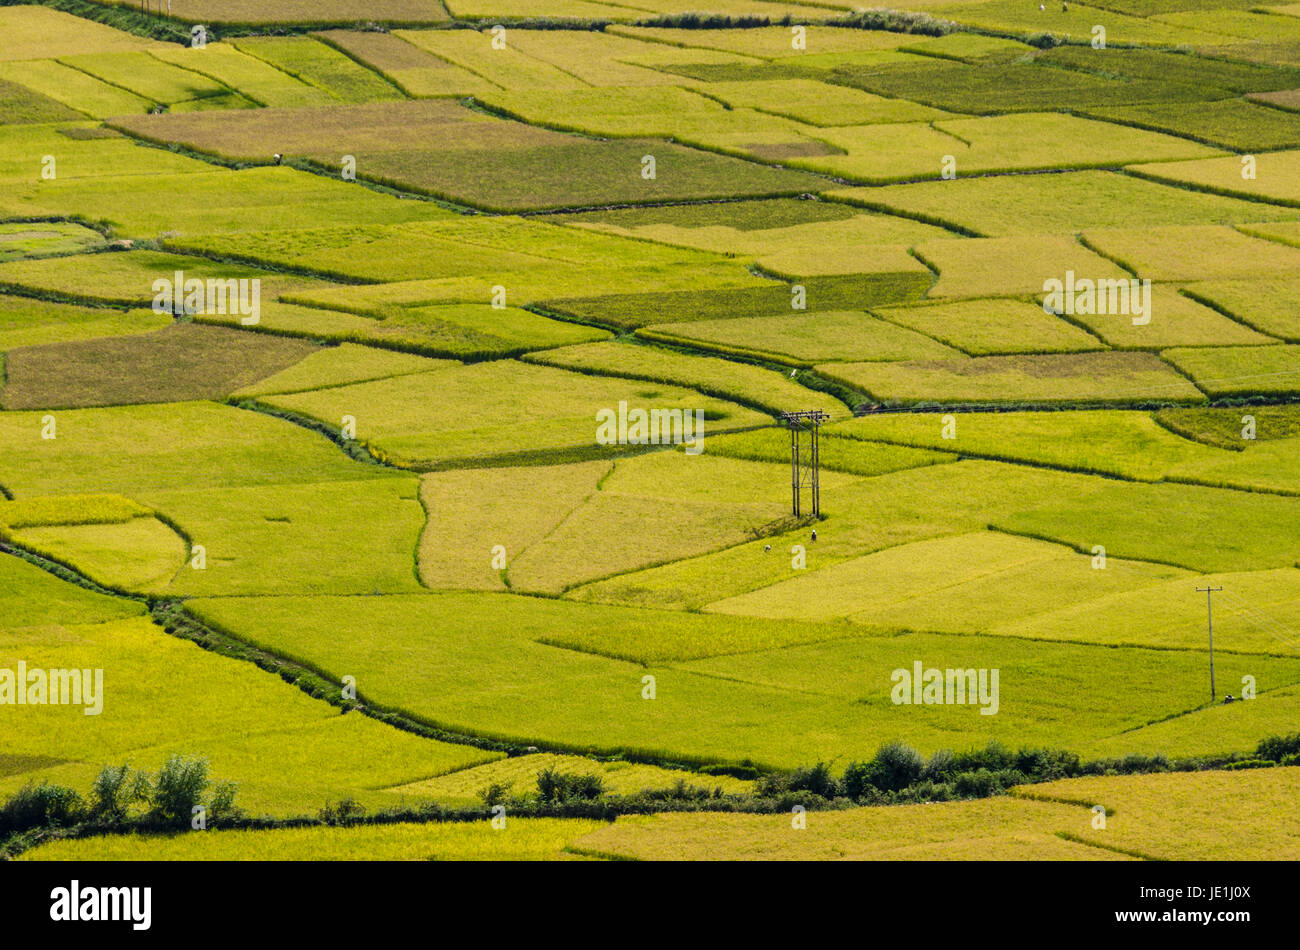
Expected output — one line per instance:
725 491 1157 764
841 760 872 801
89 764 151 824
1014 747 1081 781
788 762 839 799
0 782 85 835
953 769 1000 798
951 741 1011 773
320 797 366 825
149 754 211 827
1223 759 1275 771
833 10 956 35
477 783 512 807
923 748 957 782
536 767 605 803
1256 733 1300 763
866 741 926 792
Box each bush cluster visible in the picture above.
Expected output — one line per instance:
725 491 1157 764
0 755 239 838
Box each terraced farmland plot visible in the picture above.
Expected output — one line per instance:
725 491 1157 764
1037 43 1300 94
0 400 395 496
5 516 187 594
0 80 84 125
1128 148 1300 205
0 250 318 309
697 78 950 126
522 340 850 417
484 28 752 88
1014 768 1300 861
702 530 1184 624
640 310 958 365
81 0 452 23
0 582 495 816
1182 275 1300 341
914 234 1133 299
557 198 952 268
500 452 862 593
834 409 1300 493
23 819 602 861
112 98 825 211
832 170 1300 237
0 7 166 61
1080 225 1300 281
992 477 1300 573
783 113 1219 184
0 295 169 350
0 324 320 410
187 592 1300 764
817 352 1204 405
258 360 770 469
0 221 104 262
1082 98 1300 151
832 58 1209 115
12 166 451 240
59 52 240 110
165 215 715 286
573 458 1127 611
478 85 813 141
314 30 491 98
232 344 453 397
387 753 752 806
578 767 1300 861
608 26 919 60
1162 344 1300 398
930 0 1238 45
871 298 1103 355
0 124 212 187
1066 285 1274 350
996 568 1300 654
152 44 338 110
231 37 405 103
284 256 772 316
712 426 952 472
576 796 1115 861
898 31 1037 64
141 476 428 597
0 60 151 119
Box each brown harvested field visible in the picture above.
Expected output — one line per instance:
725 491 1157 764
1248 88 1300 112
85 0 449 25
110 99 565 163
314 30 453 71
0 323 320 409
111 100 824 211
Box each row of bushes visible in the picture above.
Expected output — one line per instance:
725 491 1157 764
758 734 1300 806
0 756 238 839
11 736 1298 849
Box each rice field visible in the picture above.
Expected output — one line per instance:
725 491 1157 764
817 351 1204 406
5 4 1300 870
640 311 958 365
22 819 602 861
574 767 1300 860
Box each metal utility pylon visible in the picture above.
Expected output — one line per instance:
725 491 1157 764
1196 585 1224 701
781 410 830 518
